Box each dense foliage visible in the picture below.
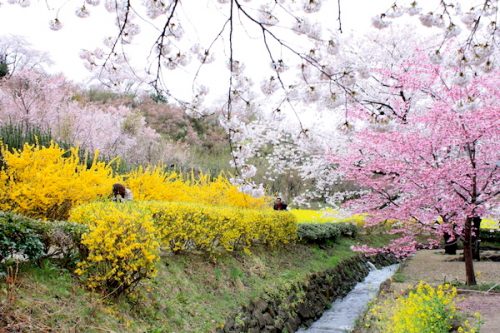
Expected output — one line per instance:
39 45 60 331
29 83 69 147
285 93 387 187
0 211 87 269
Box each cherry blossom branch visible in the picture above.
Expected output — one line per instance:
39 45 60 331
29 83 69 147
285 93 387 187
337 0 343 33
99 0 131 79
151 0 180 93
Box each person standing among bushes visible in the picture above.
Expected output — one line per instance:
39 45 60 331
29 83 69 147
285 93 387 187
112 183 133 202
273 197 288 211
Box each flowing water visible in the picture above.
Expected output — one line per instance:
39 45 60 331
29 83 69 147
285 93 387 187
296 263 399 333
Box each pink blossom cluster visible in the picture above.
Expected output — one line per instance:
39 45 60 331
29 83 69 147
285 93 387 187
337 50 499 255
0 69 168 164
352 236 419 259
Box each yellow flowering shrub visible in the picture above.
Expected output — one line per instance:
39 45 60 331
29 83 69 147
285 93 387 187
125 166 270 209
70 203 160 293
481 218 499 230
69 201 295 292
194 174 269 209
150 202 297 253
291 209 366 227
125 166 192 202
0 145 272 223
71 201 297 257
367 282 480 333
0 143 118 220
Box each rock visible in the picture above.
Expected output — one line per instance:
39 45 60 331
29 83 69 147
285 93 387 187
248 319 259 328
273 318 284 330
254 299 268 314
263 325 278 333
262 312 274 326
297 303 312 319
223 318 235 332
247 301 255 312
254 311 264 327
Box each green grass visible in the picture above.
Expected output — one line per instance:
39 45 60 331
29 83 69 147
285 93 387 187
1 235 390 332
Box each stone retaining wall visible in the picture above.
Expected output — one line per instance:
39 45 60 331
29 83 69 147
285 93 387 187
217 254 398 333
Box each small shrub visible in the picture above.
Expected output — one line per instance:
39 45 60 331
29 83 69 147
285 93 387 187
0 212 45 263
41 220 88 266
479 229 500 243
367 282 480 333
297 223 357 244
0 211 88 268
70 203 160 294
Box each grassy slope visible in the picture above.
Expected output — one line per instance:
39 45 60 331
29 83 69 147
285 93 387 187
1 235 391 333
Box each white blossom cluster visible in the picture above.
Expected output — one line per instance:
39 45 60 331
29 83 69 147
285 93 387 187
372 0 497 83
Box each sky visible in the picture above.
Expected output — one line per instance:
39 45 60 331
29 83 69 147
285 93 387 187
0 0 396 85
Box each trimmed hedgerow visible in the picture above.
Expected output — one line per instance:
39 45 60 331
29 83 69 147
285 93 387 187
297 222 357 244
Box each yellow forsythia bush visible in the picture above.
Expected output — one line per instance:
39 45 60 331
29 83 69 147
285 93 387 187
71 200 296 254
70 203 160 293
146 201 297 253
0 143 118 220
291 209 366 226
0 144 271 222
70 201 296 291
125 166 270 209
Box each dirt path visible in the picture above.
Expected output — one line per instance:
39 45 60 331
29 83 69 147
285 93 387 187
398 250 499 284
395 250 500 333
456 294 500 333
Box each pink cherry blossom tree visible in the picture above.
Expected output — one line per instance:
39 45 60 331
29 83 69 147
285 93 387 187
335 52 499 285
0 69 175 165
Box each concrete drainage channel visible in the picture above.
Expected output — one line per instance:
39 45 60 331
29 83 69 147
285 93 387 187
296 264 399 333
218 254 399 333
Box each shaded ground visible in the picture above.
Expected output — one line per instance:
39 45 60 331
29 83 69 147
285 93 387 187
395 250 500 333
398 249 500 285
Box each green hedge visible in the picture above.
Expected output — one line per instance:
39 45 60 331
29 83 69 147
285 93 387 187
0 211 88 268
480 229 500 244
297 222 357 244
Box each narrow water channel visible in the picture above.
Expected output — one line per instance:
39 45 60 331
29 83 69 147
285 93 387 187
297 264 399 333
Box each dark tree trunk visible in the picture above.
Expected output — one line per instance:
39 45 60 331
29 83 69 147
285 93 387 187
443 232 457 255
463 217 477 285
472 216 481 261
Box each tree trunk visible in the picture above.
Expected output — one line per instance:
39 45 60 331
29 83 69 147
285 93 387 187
443 233 457 255
472 216 481 261
463 217 477 285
